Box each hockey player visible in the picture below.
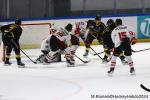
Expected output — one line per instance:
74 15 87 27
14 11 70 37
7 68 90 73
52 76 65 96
36 34 61 64
102 19 127 64
69 21 87 61
36 24 74 67
83 15 106 57
73 21 87 40
102 19 115 62
107 19 137 75
1 19 25 67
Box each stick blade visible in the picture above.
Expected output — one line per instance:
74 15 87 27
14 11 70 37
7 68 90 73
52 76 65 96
140 84 150 92
83 61 88 63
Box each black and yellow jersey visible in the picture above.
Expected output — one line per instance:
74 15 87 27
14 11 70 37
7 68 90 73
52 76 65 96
86 20 106 34
102 23 116 46
1 23 22 40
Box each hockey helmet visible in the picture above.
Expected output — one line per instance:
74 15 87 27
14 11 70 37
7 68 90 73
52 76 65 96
65 23 73 32
95 15 101 20
107 19 114 26
15 19 22 25
115 18 122 26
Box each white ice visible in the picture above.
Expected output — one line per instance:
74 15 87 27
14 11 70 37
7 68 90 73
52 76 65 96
0 43 150 100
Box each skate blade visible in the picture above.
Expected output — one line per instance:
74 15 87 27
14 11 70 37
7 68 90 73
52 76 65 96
18 65 25 68
130 72 136 75
102 61 109 64
35 60 42 64
107 71 114 76
3 64 12 66
108 73 113 77
83 56 88 59
122 63 128 65
67 64 75 67
42 62 50 65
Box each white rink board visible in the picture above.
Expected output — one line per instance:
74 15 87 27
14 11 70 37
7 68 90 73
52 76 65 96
0 16 137 47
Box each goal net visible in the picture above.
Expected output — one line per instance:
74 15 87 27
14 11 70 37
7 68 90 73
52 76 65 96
21 22 52 48
0 22 52 62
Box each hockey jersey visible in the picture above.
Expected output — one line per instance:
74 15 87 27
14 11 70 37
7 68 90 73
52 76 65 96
111 25 136 48
41 26 71 51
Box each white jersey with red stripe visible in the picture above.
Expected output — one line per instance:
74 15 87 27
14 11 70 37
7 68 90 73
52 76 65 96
41 26 71 52
50 26 71 46
50 26 71 41
111 25 136 48
72 21 87 37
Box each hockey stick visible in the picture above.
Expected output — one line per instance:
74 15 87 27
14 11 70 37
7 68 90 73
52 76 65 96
20 49 37 64
11 39 37 64
140 84 150 92
89 33 103 60
74 54 88 63
93 51 104 55
93 49 113 56
89 51 104 56
94 47 150 55
90 46 103 60
132 48 150 53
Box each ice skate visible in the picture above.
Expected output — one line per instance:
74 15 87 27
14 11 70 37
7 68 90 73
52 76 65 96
102 57 110 63
4 61 12 66
18 62 25 68
71 58 75 63
83 51 89 58
121 59 128 65
130 67 135 75
36 54 45 63
107 68 114 76
35 58 41 64
43 58 50 65
66 59 75 67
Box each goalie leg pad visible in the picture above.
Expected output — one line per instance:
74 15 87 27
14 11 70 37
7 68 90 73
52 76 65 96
45 50 61 63
64 52 75 67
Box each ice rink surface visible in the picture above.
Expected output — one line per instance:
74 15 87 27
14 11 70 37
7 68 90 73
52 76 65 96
0 43 150 100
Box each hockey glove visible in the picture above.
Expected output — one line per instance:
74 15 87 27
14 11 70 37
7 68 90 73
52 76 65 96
131 37 136 45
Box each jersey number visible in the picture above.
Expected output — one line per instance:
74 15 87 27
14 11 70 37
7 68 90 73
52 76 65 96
50 29 64 37
119 32 126 40
56 32 64 37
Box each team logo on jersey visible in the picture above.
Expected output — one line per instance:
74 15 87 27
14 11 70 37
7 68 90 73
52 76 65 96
140 18 150 37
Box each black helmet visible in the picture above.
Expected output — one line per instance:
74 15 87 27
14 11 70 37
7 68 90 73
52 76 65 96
95 15 101 20
107 19 114 26
87 20 94 26
115 18 122 26
15 19 21 25
65 23 73 32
